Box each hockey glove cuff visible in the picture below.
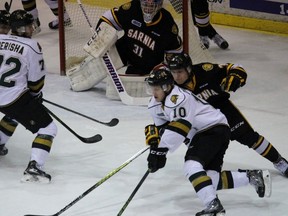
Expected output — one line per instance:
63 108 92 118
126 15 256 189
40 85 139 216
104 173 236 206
145 124 160 147
147 147 168 173
221 74 242 92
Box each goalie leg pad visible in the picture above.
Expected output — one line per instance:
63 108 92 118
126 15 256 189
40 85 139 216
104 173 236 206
84 22 118 58
106 71 150 100
67 55 107 92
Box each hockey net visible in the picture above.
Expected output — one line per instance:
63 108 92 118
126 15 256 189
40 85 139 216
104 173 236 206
59 0 214 74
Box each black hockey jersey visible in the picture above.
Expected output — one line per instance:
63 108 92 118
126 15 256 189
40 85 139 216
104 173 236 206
178 63 247 107
99 0 182 75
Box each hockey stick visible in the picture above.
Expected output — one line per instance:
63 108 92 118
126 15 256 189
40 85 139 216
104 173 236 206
117 169 150 216
24 147 150 216
77 0 150 106
43 99 119 127
4 0 12 12
44 106 102 143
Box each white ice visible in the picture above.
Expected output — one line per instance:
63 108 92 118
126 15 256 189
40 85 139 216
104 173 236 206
1 1 288 216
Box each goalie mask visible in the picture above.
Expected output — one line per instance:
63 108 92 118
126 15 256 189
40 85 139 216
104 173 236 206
140 0 163 23
0 10 10 34
10 10 34 37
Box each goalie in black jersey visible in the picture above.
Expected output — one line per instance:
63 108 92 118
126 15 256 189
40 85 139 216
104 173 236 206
167 52 288 177
67 0 183 96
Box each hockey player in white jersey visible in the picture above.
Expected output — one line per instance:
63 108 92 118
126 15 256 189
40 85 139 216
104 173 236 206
144 66 271 215
0 10 57 183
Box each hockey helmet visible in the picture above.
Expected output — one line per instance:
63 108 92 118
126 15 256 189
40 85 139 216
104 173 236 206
10 9 34 36
0 10 10 25
140 0 163 23
146 65 174 94
167 52 193 74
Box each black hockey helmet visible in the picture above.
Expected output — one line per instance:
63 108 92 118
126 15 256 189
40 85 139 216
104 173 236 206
146 64 174 93
10 9 34 35
0 10 10 25
167 52 193 74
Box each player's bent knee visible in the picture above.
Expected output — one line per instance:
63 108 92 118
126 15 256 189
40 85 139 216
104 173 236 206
183 160 204 180
37 121 57 138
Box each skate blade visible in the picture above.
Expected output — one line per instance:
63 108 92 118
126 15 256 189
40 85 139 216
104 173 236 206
21 174 51 184
263 170 272 197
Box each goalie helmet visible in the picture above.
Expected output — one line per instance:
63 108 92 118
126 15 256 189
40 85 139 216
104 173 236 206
0 10 10 25
146 65 174 94
140 0 163 23
0 10 10 34
167 52 193 74
10 9 34 37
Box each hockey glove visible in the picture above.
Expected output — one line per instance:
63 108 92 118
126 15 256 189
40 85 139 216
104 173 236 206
145 124 160 147
221 74 241 92
147 147 168 173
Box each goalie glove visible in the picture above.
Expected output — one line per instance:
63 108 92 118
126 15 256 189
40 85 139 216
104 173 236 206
147 147 168 173
145 124 160 147
221 73 242 92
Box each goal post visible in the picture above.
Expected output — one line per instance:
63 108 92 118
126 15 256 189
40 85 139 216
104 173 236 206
58 0 214 75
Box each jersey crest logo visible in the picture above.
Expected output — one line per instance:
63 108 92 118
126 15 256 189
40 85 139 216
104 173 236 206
170 95 179 104
171 24 178 35
132 19 142 27
122 2 131 10
202 63 213 71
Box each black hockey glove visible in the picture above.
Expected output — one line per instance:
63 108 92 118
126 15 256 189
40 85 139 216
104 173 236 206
147 147 168 173
221 74 241 92
145 124 160 147
32 92 43 103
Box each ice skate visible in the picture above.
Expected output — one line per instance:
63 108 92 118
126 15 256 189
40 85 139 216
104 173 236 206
200 36 210 49
32 18 41 35
0 144 8 156
211 33 229 50
196 197 225 216
247 169 271 198
274 156 288 177
48 17 72 29
21 160 51 183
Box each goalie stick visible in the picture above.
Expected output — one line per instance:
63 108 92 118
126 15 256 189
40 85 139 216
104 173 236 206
77 0 150 106
45 106 102 143
24 147 150 216
43 99 119 127
117 169 150 216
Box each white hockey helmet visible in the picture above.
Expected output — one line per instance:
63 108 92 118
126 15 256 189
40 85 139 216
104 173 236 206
140 0 163 23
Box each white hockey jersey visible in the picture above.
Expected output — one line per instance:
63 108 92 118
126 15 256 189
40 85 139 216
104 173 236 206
0 34 46 106
148 86 228 152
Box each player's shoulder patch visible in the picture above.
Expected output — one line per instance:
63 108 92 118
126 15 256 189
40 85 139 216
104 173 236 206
165 87 185 108
202 63 214 71
171 24 178 35
121 2 131 10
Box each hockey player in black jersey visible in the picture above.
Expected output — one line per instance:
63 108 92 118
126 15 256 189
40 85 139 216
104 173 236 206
97 0 182 75
67 0 182 93
167 52 288 177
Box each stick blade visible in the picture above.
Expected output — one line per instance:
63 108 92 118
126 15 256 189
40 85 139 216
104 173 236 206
108 118 119 127
80 134 102 143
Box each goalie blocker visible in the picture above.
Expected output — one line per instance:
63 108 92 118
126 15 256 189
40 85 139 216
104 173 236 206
66 22 149 101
